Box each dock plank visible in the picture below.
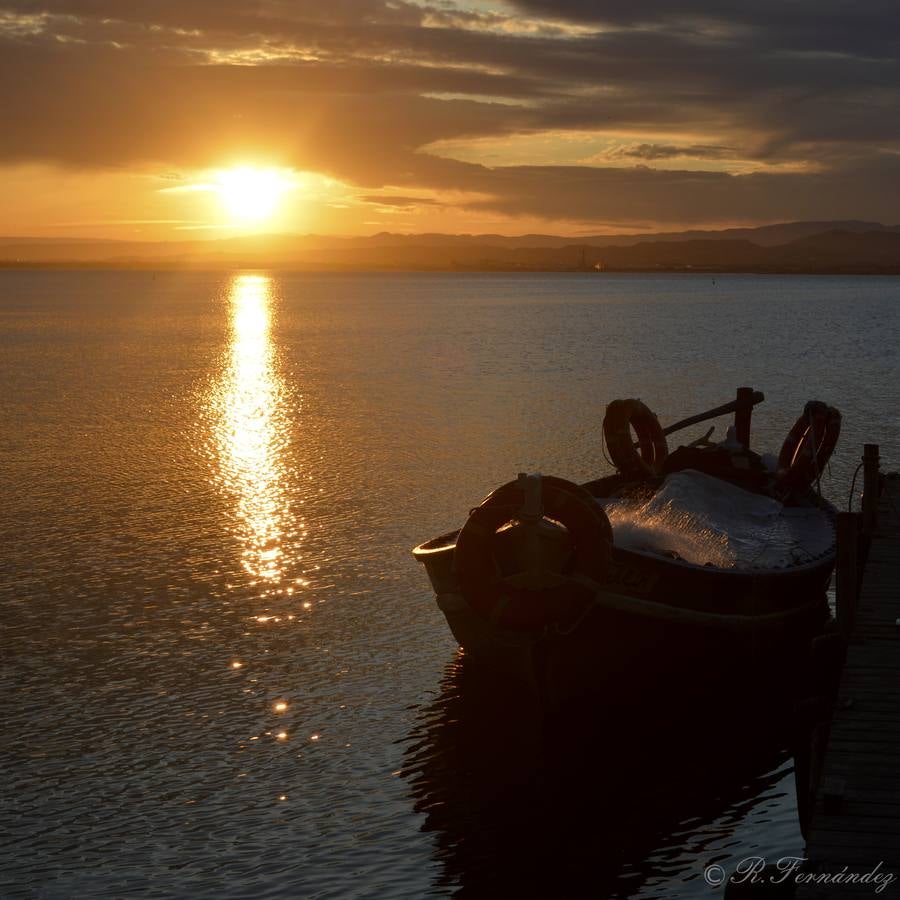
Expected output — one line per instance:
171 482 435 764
797 473 900 897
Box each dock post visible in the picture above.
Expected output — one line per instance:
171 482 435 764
861 443 880 535
734 386 755 448
834 511 859 638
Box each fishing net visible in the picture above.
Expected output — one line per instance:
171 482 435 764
601 470 835 569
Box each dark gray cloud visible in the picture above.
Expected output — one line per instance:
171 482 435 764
449 158 900 225
507 0 900 53
1 0 899 227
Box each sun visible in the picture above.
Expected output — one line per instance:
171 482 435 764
215 166 295 226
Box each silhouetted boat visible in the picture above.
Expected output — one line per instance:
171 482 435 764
413 389 840 705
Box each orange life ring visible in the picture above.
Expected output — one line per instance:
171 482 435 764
778 401 841 487
453 477 612 632
603 399 668 478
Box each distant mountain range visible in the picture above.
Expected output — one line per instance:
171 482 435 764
3 221 900 273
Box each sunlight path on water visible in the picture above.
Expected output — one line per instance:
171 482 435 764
207 274 306 595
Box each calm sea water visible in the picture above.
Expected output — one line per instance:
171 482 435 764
2 271 898 898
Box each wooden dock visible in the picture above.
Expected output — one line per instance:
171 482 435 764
797 469 900 896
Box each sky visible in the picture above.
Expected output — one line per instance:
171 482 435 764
1 0 899 238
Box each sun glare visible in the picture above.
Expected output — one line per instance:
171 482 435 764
215 167 295 225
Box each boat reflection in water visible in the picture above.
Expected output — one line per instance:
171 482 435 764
208 274 300 593
402 654 799 898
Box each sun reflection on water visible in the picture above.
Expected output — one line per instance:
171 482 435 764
210 274 296 587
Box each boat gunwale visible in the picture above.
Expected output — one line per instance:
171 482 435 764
412 498 838 578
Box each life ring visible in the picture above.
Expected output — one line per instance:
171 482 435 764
603 399 668 478
478 474 607 519
453 477 612 632
778 401 841 487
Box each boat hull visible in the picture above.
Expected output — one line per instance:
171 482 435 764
415 527 833 707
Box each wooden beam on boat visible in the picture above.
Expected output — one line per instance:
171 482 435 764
661 389 764 440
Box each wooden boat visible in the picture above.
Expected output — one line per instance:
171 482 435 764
412 389 840 707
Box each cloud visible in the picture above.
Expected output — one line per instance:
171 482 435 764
1 0 899 228
604 144 739 162
357 195 441 207
0 39 531 177
505 0 898 51
447 158 900 226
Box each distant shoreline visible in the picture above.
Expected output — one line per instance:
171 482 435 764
3 261 900 275
3 221 900 275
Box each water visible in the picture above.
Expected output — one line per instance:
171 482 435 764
1 270 898 898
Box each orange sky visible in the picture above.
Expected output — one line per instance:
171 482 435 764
2 1 898 239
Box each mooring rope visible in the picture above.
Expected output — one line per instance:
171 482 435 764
601 426 615 470
847 461 864 512
808 405 823 497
